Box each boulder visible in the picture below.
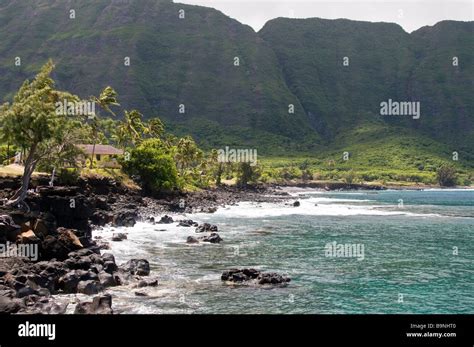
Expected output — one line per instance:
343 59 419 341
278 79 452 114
293 201 300 207
16 230 40 244
58 271 80 293
257 273 291 285
0 296 25 314
98 271 117 288
58 228 83 248
195 223 218 233
120 259 150 276
32 214 57 238
112 233 127 242
74 294 113 314
77 280 103 295
113 210 137 227
157 215 173 224
178 220 198 227
90 211 113 226
41 228 83 260
186 236 199 244
0 214 21 243
199 233 222 244
221 268 291 285
103 261 118 274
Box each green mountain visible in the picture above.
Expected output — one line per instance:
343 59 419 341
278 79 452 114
0 0 472 168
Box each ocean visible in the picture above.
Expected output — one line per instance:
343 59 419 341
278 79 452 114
92 188 474 314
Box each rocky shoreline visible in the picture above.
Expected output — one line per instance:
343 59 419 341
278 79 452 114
1 174 468 314
0 176 293 314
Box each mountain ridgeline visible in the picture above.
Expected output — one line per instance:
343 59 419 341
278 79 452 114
0 0 472 166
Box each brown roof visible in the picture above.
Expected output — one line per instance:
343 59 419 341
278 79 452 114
76 144 124 155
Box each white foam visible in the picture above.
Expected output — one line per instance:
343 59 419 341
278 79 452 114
191 200 441 218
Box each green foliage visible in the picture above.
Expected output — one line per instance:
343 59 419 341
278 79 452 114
122 139 180 193
0 144 17 165
436 165 457 187
237 163 261 186
343 170 357 184
0 60 83 204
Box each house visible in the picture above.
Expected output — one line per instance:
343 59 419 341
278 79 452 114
76 144 124 168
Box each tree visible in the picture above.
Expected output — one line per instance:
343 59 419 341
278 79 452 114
174 136 202 175
0 60 79 207
122 139 180 193
145 118 164 139
237 162 260 187
437 165 457 187
89 86 119 168
117 109 146 147
208 149 224 185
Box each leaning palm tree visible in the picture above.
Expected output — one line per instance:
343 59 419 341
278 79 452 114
89 86 119 168
121 110 146 146
145 117 164 139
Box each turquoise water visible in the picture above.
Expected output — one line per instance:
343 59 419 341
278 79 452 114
98 189 474 314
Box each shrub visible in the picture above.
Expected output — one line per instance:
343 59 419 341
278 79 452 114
436 165 457 187
123 140 180 193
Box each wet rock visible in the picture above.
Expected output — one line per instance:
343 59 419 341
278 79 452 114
90 211 113 226
21 298 68 314
0 296 25 314
120 259 150 276
113 210 137 227
257 273 291 285
178 220 198 227
198 232 222 244
195 223 218 233
16 285 39 298
221 268 290 285
74 294 113 314
112 233 127 242
134 291 148 297
157 215 173 224
103 261 118 274
186 236 199 244
0 285 16 298
98 271 117 288
136 278 158 288
101 253 115 263
77 280 103 295
293 201 300 207
58 271 80 293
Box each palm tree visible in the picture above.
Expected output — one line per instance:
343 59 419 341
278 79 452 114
175 136 202 175
89 86 119 168
119 110 145 147
145 118 164 139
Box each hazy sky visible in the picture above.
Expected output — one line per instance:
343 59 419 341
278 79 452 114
177 0 473 33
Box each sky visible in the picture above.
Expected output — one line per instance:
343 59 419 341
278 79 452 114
177 0 474 33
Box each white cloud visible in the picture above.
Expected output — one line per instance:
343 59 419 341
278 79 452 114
176 0 474 32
